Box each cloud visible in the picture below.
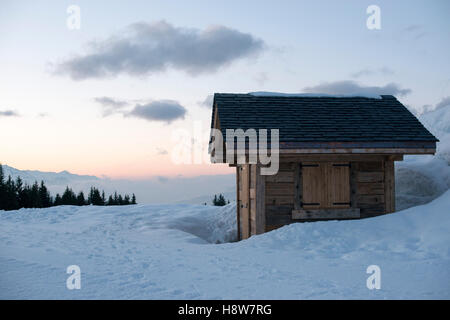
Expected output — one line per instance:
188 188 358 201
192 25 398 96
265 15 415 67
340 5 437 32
55 20 264 80
127 100 187 123
198 94 214 108
435 96 450 110
402 25 427 40
0 110 19 117
94 96 129 116
351 67 394 78
302 80 411 97
94 97 128 108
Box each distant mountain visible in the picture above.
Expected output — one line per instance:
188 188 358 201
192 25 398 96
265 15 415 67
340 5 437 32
1 165 100 186
0 164 235 204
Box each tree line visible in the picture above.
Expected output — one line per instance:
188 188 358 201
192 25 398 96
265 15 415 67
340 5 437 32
212 193 229 206
0 164 136 211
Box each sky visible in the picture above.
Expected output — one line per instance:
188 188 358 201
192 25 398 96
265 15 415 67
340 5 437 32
0 0 449 179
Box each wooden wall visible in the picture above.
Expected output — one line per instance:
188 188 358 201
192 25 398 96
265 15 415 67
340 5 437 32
263 158 396 232
264 162 295 230
236 157 397 239
236 164 265 240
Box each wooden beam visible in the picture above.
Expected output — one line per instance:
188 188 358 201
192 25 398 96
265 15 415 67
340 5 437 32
236 166 240 241
279 148 435 155
250 165 256 235
219 153 406 165
240 164 250 239
350 162 357 208
279 154 403 162
254 165 266 235
280 148 436 154
293 163 302 210
384 160 395 213
292 208 361 220
266 214 292 226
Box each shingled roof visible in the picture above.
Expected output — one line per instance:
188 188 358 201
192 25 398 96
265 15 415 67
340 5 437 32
211 93 438 149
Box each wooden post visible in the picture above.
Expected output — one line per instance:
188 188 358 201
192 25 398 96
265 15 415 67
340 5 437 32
254 165 266 234
250 164 256 236
240 164 250 239
294 163 302 210
236 166 240 240
350 162 357 208
384 160 395 213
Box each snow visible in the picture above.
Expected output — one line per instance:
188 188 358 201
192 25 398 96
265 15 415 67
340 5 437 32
1 98 449 299
419 104 450 165
396 156 450 210
1 190 449 299
248 91 383 99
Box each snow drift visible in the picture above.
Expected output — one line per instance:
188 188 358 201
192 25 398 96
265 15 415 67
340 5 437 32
1 190 449 299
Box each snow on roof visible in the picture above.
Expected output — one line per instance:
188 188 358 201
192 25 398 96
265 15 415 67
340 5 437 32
248 91 383 99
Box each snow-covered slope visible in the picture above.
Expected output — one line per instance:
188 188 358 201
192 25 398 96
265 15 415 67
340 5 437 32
1 165 100 187
393 103 450 210
1 191 449 299
419 104 450 164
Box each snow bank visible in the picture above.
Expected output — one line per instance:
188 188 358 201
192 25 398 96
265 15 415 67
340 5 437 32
160 203 237 244
1 191 449 299
393 104 450 210
396 156 450 210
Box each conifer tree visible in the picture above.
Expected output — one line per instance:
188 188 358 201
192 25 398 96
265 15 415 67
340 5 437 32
54 193 62 206
76 191 86 206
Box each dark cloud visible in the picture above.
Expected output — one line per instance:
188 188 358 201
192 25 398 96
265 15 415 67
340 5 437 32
56 21 264 80
0 110 19 117
302 80 411 97
435 96 450 110
127 100 187 123
351 67 394 78
94 97 129 116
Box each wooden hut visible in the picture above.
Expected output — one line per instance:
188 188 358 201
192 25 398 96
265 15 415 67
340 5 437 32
209 93 438 240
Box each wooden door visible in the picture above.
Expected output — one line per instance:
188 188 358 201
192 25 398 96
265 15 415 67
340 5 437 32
327 162 350 208
301 162 350 209
301 162 327 209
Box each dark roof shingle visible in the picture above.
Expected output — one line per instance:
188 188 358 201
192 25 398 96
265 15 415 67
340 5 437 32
211 93 438 148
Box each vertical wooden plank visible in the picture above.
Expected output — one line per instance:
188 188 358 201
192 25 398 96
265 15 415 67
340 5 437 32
250 164 257 236
384 160 395 213
302 162 326 209
327 162 350 208
236 166 241 240
293 163 302 210
350 162 357 208
255 165 266 235
240 164 250 239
